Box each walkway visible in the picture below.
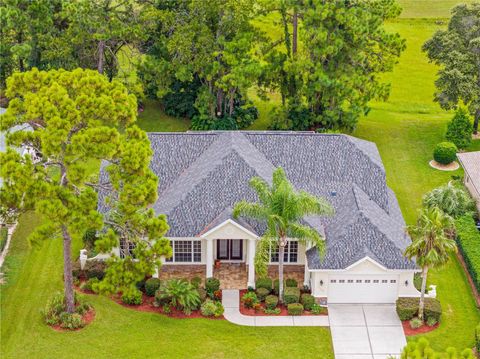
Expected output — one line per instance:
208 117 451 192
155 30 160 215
222 289 329 326
329 304 406 359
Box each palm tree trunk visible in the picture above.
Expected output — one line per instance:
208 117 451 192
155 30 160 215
278 238 286 302
62 225 75 313
419 266 428 322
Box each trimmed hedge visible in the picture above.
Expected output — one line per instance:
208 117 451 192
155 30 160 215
287 303 303 315
72 260 106 280
145 278 161 297
455 215 480 292
256 287 270 302
256 277 272 291
283 287 300 305
285 278 298 288
396 297 442 322
300 293 315 311
433 142 457 165
265 295 278 310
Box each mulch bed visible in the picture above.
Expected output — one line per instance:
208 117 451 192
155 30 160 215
50 308 96 332
238 289 328 316
402 320 439 336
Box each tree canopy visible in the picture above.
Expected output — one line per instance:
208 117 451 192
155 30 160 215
0 68 170 312
423 3 480 133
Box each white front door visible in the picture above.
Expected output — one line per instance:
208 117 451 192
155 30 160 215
328 274 399 303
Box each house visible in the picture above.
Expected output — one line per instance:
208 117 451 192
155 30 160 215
457 151 480 213
98 131 421 304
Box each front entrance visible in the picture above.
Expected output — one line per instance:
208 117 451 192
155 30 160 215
217 239 243 261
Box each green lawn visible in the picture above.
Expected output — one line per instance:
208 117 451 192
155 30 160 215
2 1 480 357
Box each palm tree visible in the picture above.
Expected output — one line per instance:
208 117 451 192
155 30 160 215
233 167 334 301
405 206 457 321
422 181 475 218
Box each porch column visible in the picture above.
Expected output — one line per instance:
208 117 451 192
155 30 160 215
206 238 214 278
247 238 256 288
303 261 310 287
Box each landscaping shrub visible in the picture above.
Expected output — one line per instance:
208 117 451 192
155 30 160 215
241 291 259 309
273 279 280 295
445 108 473 149
423 182 475 218
256 287 270 302
410 317 423 329
136 279 146 292
190 276 202 289
156 279 201 314
300 293 315 311
287 303 304 315
283 287 300 305
72 261 106 280
255 277 272 291
162 79 201 119
433 142 457 165
426 317 437 327
285 278 297 288
121 288 143 305
80 277 99 293
265 295 279 310
0 226 7 252
455 215 480 292
401 338 475 358
200 299 224 317
205 277 220 294
42 292 91 329
145 278 162 297
197 287 207 302
311 303 327 315
396 297 442 322
264 308 281 315
476 323 480 353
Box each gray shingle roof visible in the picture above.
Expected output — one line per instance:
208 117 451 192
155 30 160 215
98 131 415 270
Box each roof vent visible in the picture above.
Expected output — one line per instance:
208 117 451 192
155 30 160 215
330 191 337 197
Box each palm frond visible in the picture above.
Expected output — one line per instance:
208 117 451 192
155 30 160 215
254 235 276 277
249 176 271 205
287 222 326 257
232 201 268 221
296 191 334 218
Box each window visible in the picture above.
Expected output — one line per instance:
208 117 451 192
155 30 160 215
382 280 388 283
339 279 345 283
373 279 379 283
365 280 371 283
390 280 397 283
330 279 337 283
165 240 201 263
356 279 362 283
347 279 353 283
120 240 136 258
270 241 298 263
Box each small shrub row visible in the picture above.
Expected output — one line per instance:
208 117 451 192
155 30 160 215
283 287 300 305
455 215 480 292
42 292 91 329
396 297 442 322
287 303 303 315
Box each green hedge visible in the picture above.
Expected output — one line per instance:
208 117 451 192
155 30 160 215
396 297 442 322
256 287 270 301
265 295 278 310
145 278 161 297
255 277 272 291
283 287 300 304
287 303 303 315
476 323 480 353
300 293 315 311
455 215 480 292
0 227 7 252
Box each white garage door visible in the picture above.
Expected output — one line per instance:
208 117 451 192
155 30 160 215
328 275 399 303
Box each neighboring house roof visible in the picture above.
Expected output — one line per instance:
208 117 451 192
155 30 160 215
98 131 415 270
457 151 480 195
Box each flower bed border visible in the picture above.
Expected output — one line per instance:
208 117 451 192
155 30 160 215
402 320 439 336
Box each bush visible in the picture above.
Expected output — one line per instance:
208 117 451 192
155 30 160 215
455 215 480 292
287 303 304 315
0 227 7 252
264 308 281 315
190 276 202 289
273 279 280 295
423 182 475 218
283 287 300 305
155 279 201 314
42 292 91 329
285 278 298 288
121 288 143 305
162 79 201 119
256 288 270 302
205 277 220 294
191 114 238 131
401 338 475 358
396 297 442 322
136 279 146 292
72 260 106 280
426 317 437 327
311 303 327 315
410 317 423 329
241 291 259 309
445 108 473 149
80 277 99 293
265 295 279 310
200 299 224 317
476 323 480 353
197 287 207 302
145 278 161 297
255 277 272 291
300 293 315 311
433 142 457 165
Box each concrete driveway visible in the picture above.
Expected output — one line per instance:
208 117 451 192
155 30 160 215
329 304 406 359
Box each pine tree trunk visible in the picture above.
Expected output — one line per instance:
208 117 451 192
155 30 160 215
62 225 75 313
97 40 105 74
419 266 428 322
278 238 286 303
474 108 479 134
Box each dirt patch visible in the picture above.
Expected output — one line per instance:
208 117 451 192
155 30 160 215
50 308 96 332
402 320 439 336
429 160 460 171
238 289 327 316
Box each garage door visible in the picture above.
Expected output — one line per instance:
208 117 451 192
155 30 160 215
328 275 399 303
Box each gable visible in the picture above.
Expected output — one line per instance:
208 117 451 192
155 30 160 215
201 220 258 241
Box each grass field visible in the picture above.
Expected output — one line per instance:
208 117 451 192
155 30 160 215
1 1 480 357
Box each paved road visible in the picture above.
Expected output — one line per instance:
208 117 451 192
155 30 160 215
329 304 406 359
